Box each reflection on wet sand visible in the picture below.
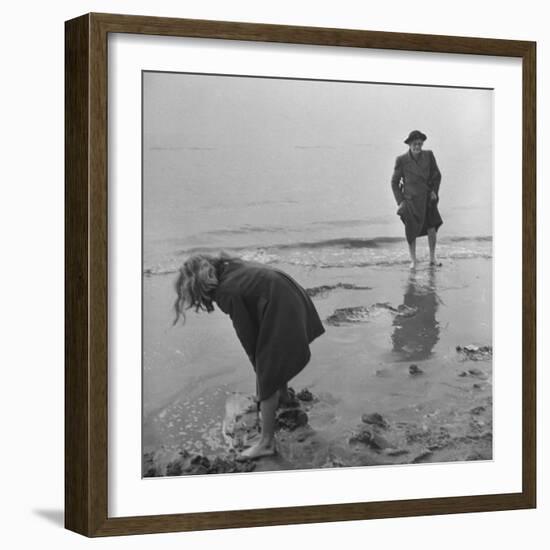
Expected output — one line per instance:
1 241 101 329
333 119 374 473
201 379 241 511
392 268 440 360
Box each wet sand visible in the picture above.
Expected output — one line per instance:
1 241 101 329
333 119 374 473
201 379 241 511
143 256 492 475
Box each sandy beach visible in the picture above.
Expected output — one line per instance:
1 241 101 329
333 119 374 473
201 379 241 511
143 251 492 476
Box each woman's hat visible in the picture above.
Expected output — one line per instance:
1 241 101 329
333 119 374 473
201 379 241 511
404 130 427 144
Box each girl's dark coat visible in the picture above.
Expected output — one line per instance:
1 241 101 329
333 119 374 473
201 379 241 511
391 149 443 243
214 259 325 401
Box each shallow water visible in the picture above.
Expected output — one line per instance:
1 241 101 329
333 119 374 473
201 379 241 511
143 255 492 471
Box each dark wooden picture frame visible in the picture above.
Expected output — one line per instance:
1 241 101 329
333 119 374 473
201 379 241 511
65 12 536 537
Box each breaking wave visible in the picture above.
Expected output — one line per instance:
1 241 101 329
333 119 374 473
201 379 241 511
143 235 492 277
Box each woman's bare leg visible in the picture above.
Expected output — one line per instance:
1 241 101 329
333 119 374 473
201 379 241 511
408 239 417 270
427 228 437 265
238 390 278 460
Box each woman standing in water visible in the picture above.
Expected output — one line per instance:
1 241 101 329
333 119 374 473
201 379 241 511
173 253 325 460
391 130 443 269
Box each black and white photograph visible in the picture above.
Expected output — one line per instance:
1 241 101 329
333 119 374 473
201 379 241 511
141 71 493 477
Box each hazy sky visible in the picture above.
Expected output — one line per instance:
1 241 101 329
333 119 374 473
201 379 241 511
144 72 492 150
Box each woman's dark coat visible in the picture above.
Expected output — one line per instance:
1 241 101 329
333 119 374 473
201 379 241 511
214 259 325 401
391 149 443 243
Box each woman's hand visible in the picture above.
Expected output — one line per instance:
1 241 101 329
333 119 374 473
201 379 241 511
430 191 438 203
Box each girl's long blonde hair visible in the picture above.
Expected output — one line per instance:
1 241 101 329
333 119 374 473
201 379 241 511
172 252 229 325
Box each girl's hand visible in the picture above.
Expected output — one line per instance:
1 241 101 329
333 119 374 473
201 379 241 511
430 191 438 202
397 201 406 215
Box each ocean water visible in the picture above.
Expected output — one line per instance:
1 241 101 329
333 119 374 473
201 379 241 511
143 72 493 275
142 146 492 276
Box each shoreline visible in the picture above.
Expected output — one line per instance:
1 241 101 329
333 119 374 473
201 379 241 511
143 255 493 475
